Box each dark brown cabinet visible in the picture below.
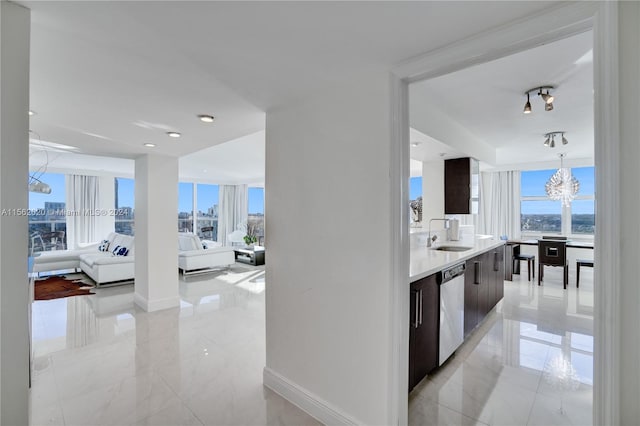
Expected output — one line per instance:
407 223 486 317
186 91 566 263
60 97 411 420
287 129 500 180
444 157 479 214
464 257 482 336
409 273 439 391
463 246 504 337
492 246 505 305
409 245 505 391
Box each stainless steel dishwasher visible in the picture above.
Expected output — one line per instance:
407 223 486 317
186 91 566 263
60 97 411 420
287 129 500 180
438 262 466 365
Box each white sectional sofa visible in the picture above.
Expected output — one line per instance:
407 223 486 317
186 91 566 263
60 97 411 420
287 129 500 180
33 231 235 283
178 232 235 275
33 232 135 286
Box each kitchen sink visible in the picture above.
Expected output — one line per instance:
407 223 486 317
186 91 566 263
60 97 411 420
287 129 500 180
431 245 473 252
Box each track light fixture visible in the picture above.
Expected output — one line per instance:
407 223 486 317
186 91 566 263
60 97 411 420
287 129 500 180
543 131 567 148
540 90 554 104
523 85 555 114
523 93 532 114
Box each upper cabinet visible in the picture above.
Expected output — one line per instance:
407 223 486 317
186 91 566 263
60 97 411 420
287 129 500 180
444 157 479 214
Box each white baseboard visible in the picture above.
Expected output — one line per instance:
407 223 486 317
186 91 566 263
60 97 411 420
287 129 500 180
134 293 180 312
263 367 360 425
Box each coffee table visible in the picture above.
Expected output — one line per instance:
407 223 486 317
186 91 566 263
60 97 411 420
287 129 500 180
234 246 265 266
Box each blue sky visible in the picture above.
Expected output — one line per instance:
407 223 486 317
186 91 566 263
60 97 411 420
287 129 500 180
410 177 422 200
521 167 594 214
28 173 66 209
116 178 134 208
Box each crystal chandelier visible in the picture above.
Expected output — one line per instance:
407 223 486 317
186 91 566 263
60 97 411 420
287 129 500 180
545 153 579 206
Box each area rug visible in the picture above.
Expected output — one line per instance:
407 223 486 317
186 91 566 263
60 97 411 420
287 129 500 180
34 275 95 300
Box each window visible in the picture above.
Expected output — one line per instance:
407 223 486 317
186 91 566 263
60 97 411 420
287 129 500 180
175 182 220 240
178 182 194 232
570 167 595 234
520 167 594 236
114 177 134 235
410 177 422 223
196 184 219 241
29 173 67 252
409 177 422 202
248 187 264 244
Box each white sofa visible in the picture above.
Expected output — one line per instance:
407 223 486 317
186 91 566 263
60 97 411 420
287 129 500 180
178 232 235 275
33 232 135 286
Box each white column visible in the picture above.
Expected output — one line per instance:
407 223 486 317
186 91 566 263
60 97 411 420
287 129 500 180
263 72 394 425
0 2 30 424
617 2 640 423
134 154 179 312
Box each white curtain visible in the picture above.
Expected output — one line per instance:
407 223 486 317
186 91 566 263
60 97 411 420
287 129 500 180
478 171 521 240
66 175 100 249
217 184 248 246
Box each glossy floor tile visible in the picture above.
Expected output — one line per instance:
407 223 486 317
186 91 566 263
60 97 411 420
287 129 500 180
30 262 594 425
409 266 594 426
29 265 321 426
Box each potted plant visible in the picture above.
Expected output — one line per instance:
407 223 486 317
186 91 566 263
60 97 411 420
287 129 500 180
243 234 257 248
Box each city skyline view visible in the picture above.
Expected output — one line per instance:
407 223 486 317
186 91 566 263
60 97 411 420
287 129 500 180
29 174 265 215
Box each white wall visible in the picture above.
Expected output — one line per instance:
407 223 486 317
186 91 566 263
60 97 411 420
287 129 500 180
264 72 393 424
0 2 30 424
134 154 179 312
421 160 445 227
617 2 640 422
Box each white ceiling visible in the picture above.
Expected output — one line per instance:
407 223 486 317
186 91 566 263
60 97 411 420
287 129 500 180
30 131 266 185
409 128 465 164
23 1 560 179
179 131 265 185
410 30 594 167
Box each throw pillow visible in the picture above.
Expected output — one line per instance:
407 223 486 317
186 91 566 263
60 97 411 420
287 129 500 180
111 244 121 256
98 239 110 252
116 246 129 256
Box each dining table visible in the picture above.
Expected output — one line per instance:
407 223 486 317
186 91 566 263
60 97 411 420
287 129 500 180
505 239 594 281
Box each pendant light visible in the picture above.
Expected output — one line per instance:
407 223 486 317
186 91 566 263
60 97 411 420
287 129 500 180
545 153 579 206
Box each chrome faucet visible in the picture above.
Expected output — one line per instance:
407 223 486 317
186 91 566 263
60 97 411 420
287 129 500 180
427 218 450 247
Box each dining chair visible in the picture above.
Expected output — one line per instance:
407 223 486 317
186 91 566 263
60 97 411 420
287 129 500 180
576 259 594 288
538 239 568 289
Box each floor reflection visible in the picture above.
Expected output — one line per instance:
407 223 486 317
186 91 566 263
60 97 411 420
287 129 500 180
409 266 594 426
29 264 321 426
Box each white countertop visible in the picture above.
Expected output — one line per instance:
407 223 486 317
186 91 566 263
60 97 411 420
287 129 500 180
410 237 506 282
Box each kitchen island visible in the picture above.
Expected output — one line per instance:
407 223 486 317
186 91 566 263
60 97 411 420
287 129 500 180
409 236 506 391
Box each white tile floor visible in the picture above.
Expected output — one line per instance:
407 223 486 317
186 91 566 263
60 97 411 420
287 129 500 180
409 265 594 426
30 262 594 426
29 265 321 426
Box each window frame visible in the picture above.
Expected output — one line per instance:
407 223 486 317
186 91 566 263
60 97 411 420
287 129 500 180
520 167 595 239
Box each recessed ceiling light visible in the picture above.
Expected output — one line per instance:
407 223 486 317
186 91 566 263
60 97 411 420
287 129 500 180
143 143 156 148
166 131 181 138
28 110 36 116
411 142 421 147
198 114 215 123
